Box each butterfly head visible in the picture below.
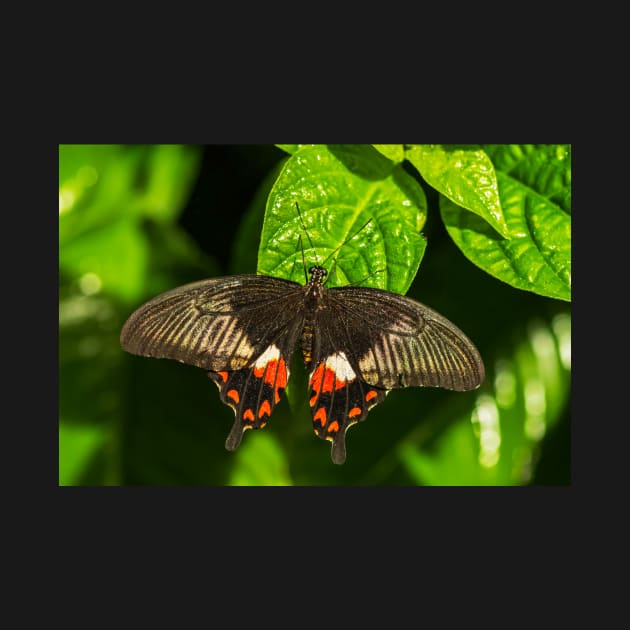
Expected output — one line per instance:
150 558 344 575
308 266 328 285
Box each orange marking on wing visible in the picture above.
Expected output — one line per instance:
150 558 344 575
243 409 255 422
322 368 336 393
258 400 271 419
366 390 378 402
217 371 229 382
313 407 327 426
262 358 288 387
349 407 362 418
226 389 240 404
309 394 317 407
309 363 325 392
327 420 340 434
325 368 349 392
253 366 265 378
262 359 278 385
275 358 288 389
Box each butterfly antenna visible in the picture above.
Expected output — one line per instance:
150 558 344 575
320 218 373 286
299 235 309 283
346 268 386 287
288 234 308 283
295 201 320 266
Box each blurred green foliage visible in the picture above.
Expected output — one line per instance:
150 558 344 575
59 144 571 486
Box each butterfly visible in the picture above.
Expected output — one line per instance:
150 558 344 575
120 245 485 464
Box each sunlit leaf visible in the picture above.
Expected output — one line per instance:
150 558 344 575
406 144 509 237
275 144 312 154
373 144 404 163
440 145 571 302
399 311 571 485
484 144 571 214
259 144 427 295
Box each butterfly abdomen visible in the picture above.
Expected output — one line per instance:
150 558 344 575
301 321 315 366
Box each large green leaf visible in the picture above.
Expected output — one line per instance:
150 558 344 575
440 144 571 302
259 144 427 295
373 144 404 163
406 144 510 237
275 144 312 154
484 144 571 214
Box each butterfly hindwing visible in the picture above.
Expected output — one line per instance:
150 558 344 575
308 352 387 464
209 342 293 450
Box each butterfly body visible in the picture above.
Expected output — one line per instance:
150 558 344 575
120 265 484 464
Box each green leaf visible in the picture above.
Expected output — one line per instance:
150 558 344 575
373 144 404 163
399 311 571 485
228 432 293 485
406 144 509 238
483 144 571 213
275 144 311 154
440 145 571 302
259 144 427 295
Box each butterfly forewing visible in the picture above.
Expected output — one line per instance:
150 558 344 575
323 286 485 391
120 275 304 371
120 275 306 449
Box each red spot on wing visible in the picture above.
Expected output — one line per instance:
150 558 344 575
366 390 378 402
314 407 327 426
327 420 340 434
309 363 325 392
258 400 271 419
243 409 255 422
309 394 317 407
217 371 229 382
323 368 337 393
349 407 362 418
254 358 288 389
272 358 288 388
227 389 240 404
310 362 348 394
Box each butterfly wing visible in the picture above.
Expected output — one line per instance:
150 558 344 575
307 285 484 464
326 285 485 390
120 275 304 449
